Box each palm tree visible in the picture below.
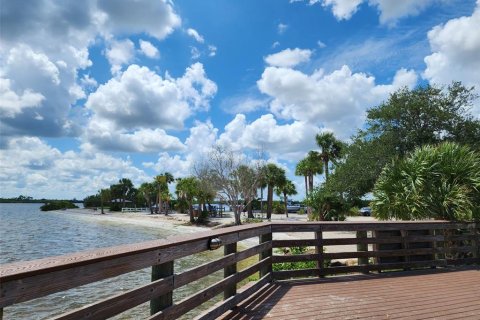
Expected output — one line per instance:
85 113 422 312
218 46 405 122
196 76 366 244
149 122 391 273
139 182 156 214
118 178 133 208
154 173 173 214
275 179 297 217
99 188 110 214
295 151 323 197
175 177 200 223
315 132 344 182
264 163 286 220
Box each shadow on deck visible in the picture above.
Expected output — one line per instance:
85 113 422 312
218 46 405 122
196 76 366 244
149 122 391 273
221 267 480 320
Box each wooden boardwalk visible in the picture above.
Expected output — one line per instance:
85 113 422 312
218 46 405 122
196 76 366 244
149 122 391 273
220 267 480 320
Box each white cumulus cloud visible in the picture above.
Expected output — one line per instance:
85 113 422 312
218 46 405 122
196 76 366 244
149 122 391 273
265 48 313 68
257 65 417 138
105 39 135 74
139 39 160 59
423 2 480 115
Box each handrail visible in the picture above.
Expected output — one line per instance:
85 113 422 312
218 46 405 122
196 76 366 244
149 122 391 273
0 221 478 319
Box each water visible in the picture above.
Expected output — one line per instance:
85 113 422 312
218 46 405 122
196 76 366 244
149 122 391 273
0 203 223 319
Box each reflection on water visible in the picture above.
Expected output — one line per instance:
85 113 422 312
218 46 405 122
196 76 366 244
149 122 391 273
0 203 223 319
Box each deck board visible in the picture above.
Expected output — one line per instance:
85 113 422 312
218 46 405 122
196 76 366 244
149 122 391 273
220 267 480 319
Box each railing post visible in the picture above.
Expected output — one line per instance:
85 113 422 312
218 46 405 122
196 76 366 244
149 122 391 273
356 230 369 274
224 242 237 300
474 223 479 262
150 261 174 315
315 230 324 277
260 230 272 279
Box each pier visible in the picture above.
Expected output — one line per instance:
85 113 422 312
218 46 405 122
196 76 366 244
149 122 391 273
1 221 479 319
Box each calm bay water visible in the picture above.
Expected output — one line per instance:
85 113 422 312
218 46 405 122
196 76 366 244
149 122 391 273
0 203 223 319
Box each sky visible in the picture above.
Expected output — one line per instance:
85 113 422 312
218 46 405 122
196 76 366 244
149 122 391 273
1 0 479 200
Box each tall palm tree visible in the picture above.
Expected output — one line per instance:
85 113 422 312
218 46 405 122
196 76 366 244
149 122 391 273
264 163 286 220
154 173 174 214
275 179 297 217
118 178 133 208
315 132 344 181
98 188 110 214
176 177 200 223
295 151 323 196
139 182 156 214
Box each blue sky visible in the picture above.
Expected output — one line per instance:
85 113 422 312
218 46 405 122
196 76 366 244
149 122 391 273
1 0 479 199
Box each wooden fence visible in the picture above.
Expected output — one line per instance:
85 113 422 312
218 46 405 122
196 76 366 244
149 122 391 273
0 221 478 319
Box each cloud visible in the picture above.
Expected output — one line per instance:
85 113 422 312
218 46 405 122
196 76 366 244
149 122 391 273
423 2 480 115
139 39 160 59
187 28 205 43
322 0 363 20
105 39 135 74
96 0 181 40
0 78 45 118
370 0 434 25
191 46 201 60
0 137 151 199
218 114 320 159
296 0 442 24
84 63 216 152
208 45 217 57
277 23 288 34
221 95 269 114
257 65 417 139
317 40 327 48
265 48 313 68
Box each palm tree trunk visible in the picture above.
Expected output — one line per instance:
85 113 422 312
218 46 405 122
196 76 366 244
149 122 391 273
266 184 274 220
189 201 195 223
304 175 308 197
308 174 314 193
283 192 288 218
324 159 329 181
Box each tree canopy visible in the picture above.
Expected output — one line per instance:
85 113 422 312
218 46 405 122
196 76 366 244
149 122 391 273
328 82 480 200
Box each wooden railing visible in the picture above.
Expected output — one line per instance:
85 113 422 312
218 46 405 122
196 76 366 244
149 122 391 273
0 221 478 319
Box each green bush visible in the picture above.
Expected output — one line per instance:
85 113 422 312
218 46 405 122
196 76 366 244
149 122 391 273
373 142 480 221
40 201 78 211
273 202 285 214
272 246 329 272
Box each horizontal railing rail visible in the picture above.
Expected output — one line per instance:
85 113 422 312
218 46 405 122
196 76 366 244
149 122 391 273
0 221 478 319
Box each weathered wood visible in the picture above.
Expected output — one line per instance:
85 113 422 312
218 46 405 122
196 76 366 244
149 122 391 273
236 241 272 262
259 232 272 278
173 253 236 289
150 261 173 315
53 276 174 320
272 239 318 248
315 231 324 277
271 221 477 232
195 274 272 320
323 247 444 259
356 230 369 273
150 258 270 320
224 243 237 300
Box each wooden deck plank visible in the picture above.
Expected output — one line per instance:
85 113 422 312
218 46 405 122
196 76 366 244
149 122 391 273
220 267 480 319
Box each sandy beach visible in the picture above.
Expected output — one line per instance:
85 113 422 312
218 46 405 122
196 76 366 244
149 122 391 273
58 208 376 256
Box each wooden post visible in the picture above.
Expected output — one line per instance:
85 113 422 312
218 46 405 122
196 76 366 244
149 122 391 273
473 224 479 261
150 261 174 315
430 229 438 268
259 232 272 279
224 243 237 300
401 230 410 271
356 230 369 274
315 231 324 277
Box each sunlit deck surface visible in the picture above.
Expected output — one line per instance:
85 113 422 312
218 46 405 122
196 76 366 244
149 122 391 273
219 267 480 320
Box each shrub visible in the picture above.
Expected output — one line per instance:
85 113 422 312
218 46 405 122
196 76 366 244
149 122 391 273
40 201 78 211
373 142 480 221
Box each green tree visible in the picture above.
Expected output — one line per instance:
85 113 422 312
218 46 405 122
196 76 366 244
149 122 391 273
373 142 480 221
139 182 156 214
99 188 110 214
306 185 346 221
264 163 287 220
329 82 480 199
295 151 323 197
275 179 297 217
175 177 200 223
154 173 174 214
315 132 344 182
